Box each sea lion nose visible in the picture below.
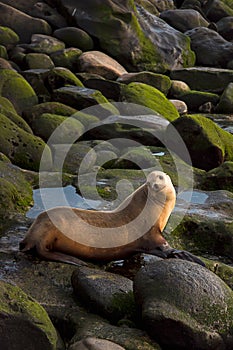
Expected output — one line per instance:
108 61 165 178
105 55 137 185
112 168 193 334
153 183 159 190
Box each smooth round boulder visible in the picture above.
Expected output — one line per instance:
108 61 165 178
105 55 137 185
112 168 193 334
134 259 233 350
78 51 127 80
53 27 94 51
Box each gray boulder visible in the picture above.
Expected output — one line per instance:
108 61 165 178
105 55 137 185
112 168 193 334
185 27 233 68
134 259 233 350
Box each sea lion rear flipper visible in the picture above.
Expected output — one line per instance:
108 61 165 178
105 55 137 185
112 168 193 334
36 245 88 266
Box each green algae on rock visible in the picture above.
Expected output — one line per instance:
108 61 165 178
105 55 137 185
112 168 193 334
31 113 84 143
120 82 179 121
200 161 233 192
167 114 233 170
0 280 58 350
0 69 38 114
0 113 52 171
0 26 19 47
23 101 77 125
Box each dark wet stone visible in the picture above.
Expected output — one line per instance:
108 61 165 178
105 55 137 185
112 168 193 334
134 259 233 350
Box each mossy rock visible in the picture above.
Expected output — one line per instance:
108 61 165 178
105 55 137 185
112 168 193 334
72 111 99 128
0 280 58 350
0 97 32 133
0 26 19 46
120 82 179 121
0 69 38 114
109 146 159 170
25 53 54 69
216 82 233 113
169 213 233 258
23 101 77 125
50 47 82 71
167 114 233 170
52 142 96 174
178 90 219 111
53 27 94 51
118 71 172 95
31 113 85 143
0 159 33 219
0 113 52 171
53 86 118 117
203 258 233 291
72 1 194 72
200 161 233 192
0 44 7 59
134 259 233 349
46 67 84 92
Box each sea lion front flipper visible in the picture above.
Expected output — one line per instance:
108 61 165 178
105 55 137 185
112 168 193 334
166 248 206 267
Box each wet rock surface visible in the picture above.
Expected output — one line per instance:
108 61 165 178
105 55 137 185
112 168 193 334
134 259 233 350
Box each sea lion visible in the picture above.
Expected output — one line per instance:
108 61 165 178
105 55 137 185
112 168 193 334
20 171 205 266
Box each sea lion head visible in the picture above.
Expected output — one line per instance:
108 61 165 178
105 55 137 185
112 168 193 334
146 171 176 201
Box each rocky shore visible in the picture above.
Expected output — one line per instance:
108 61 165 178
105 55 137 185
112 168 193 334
1 1 233 349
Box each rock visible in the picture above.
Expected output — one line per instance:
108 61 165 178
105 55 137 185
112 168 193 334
72 111 99 128
69 311 160 350
45 67 84 92
177 90 219 111
169 99 188 114
205 0 233 22
120 82 179 121
216 16 233 41
21 69 51 103
134 259 233 350
170 67 233 94
136 5 195 70
109 146 158 170
53 27 94 51
185 27 233 68
71 266 134 322
0 69 38 114
84 78 122 101
52 142 97 174
169 80 191 98
0 98 32 133
0 113 52 171
1 0 67 28
201 161 233 192
117 71 171 95
0 44 8 59
0 25 19 48
167 114 233 170
68 337 125 350
0 57 14 69
0 160 32 219
31 113 84 143
0 280 58 350
78 51 127 80
54 0 194 72
52 86 116 118
23 34 65 54
0 2 52 43
215 82 233 113
25 53 55 69
160 9 209 32
23 102 77 125
50 48 82 71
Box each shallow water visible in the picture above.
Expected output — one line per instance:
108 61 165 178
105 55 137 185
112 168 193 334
26 185 102 219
